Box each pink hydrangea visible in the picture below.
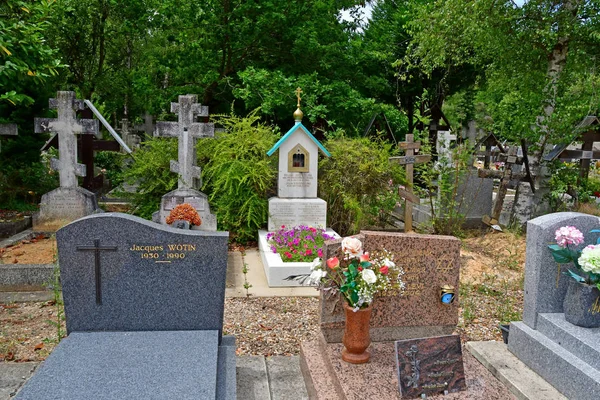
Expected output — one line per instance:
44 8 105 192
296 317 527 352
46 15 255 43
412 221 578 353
555 226 585 248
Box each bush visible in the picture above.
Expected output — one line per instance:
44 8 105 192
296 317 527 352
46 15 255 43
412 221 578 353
95 150 126 188
318 136 404 236
121 137 178 219
200 110 278 243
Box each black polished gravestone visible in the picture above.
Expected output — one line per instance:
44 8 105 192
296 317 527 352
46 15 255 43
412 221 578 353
15 213 235 400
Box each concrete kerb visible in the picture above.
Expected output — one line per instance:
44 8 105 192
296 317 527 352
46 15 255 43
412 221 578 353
466 341 567 400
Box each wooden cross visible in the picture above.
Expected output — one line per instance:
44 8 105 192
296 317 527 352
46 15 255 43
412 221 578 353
35 91 99 188
478 141 534 226
76 239 118 305
0 123 17 153
390 134 432 232
154 95 214 189
295 87 302 107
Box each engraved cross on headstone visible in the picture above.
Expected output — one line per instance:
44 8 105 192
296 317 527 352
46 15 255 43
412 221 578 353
34 91 99 188
389 134 432 232
154 95 214 189
76 239 117 305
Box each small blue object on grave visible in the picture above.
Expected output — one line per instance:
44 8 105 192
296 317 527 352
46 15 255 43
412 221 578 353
15 213 235 400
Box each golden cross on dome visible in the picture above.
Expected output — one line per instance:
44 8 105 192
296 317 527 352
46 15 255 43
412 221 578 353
295 87 302 107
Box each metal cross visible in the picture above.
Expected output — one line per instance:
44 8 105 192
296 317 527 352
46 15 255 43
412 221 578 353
295 87 303 107
154 95 214 189
76 239 118 305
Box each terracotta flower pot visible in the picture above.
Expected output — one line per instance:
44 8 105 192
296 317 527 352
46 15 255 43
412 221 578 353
342 303 372 364
563 279 600 328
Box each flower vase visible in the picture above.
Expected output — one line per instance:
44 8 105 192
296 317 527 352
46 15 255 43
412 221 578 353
342 303 372 364
563 279 600 328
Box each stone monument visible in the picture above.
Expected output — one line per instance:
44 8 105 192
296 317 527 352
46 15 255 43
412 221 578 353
266 88 330 231
14 213 235 399
33 91 102 231
258 88 334 286
508 212 600 400
151 95 217 231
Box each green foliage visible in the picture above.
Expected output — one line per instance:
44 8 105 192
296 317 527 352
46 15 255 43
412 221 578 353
0 0 62 105
200 111 278 243
318 136 404 236
121 137 177 219
95 150 125 188
417 138 476 235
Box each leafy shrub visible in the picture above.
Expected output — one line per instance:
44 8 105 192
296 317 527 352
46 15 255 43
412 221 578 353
318 136 404 236
121 137 178 219
200 111 278 243
95 150 125 188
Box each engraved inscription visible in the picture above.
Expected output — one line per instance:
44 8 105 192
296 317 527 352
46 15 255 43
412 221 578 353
129 243 197 263
282 173 313 188
270 201 326 228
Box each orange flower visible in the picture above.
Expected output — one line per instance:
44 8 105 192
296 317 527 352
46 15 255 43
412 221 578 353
166 203 202 226
326 257 340 269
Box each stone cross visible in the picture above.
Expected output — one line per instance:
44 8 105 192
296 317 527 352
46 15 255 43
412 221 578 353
134 112 155 137
0 123 17 153
154 95 214 189
436 130 457 167
389 134 432 232
76 239 118 305
35 91 99 188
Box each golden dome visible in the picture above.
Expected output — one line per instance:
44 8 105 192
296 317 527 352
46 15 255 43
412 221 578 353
293 107 303 122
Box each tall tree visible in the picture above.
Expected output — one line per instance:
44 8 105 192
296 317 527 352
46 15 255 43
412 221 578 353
407 0 600 223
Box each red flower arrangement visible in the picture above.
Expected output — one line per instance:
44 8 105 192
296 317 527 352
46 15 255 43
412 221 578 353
166 203 202 226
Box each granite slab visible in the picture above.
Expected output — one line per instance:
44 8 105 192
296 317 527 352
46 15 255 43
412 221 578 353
14 330 220 400
320 231 460 342
56 213 229 335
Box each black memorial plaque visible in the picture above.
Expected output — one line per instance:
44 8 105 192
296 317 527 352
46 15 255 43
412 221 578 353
395 334 466 398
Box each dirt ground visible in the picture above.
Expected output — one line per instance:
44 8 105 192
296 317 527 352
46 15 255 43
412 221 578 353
0 230 526 362
0 236 56 265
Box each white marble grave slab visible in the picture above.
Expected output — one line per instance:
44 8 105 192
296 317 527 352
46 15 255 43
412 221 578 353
268 197 327 231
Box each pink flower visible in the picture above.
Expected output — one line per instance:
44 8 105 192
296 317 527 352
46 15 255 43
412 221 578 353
341 237 363 258
359 253 370 262
285 252 292 259
380 265 389 275
326 257 339 269
555 226 585 248
305 249 313 256
317 249 323 258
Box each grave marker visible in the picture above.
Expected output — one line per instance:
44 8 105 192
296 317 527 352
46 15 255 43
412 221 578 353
33 92 102 231
390 134 431 232
395 335 466 398
15 213 235 399
152 95 217 230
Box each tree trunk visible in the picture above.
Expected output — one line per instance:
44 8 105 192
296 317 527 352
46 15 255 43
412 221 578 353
511 2 577 226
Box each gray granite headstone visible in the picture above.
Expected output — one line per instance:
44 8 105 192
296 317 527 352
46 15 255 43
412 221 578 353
153 188 217 231
56 213 228 334
454 172 493 228
520 212 600 329
508 212 600 400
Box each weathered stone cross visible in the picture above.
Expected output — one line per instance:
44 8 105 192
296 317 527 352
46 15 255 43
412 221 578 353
390 134 432 232
76 239 118 305
34 91 99 188
154 95 214 189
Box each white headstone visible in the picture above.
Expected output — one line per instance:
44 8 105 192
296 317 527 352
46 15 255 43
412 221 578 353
436 130 457 167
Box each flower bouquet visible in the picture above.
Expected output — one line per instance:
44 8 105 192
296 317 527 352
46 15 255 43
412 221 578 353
548 226 600 288
549 225 600 327
308 236 405 311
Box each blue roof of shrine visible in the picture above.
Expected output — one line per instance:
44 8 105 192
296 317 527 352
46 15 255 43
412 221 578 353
267 122 330 157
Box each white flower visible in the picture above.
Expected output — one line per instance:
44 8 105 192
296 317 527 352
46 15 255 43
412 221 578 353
579 245 600 275
383 258 395 268
309 269 327 284
341 236 363 258
310 257 321 271
361 269 377 284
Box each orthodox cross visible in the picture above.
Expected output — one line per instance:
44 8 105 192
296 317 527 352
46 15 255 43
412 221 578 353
389 134 432 232
0 123 17 153
295 87 302 107
154 95 214 189
76 239 118 305
478 141 535 226
35 91 99 188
